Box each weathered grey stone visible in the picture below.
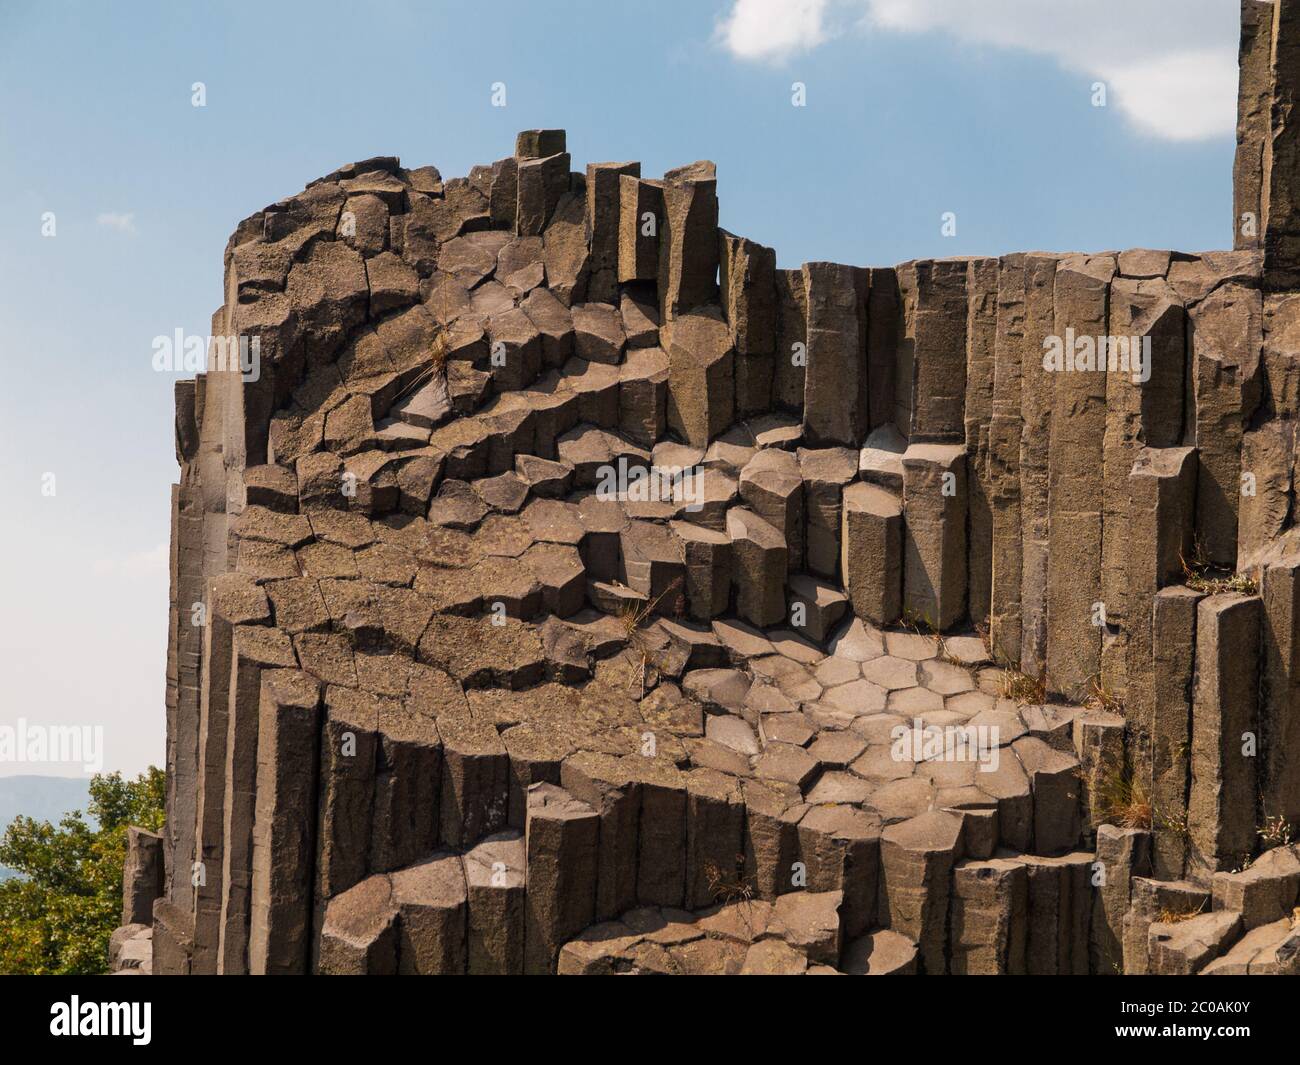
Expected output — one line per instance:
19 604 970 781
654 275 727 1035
1018 254 1061 676
798 446 856 579
664 309 735 447
878 810 962 975
248 670 321 975
658 164 718 319
727 507 787 628
1188 594 1261 878
739 448 804 572
462 831 526 974
618 175 663 284
1092 825 1150 975
1148 910 1242 975
796 804 880 939
786 574 849 644
1191 283 1262 565
671 520 731 621
585 161 640 302
516 152 570 237
1045 254 1114 698
895 259 968 441
1019 853 1093 975
317 874 398 975
720 231 776 415
1148 586 1203 879
1123 448 1198 791
773 268 807 412
901 444 967 631
524 782 599 973
840 929 917 975
1259 535 1300 835
841 482 903 627
122 827 164 926
1211 843 1300 930
802 262 868 447
1121 876 1209 976
949 857 1027 975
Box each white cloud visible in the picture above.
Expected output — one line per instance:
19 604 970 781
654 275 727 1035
96 211 137 234
716 0 831 62
718 0 1241 141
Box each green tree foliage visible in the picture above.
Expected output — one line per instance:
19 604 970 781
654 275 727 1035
0 768 164 974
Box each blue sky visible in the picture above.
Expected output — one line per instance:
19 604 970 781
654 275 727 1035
0 0 1240 777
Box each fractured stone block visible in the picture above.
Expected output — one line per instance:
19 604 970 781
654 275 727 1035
664 309 735 448
901 444 967 631
524 782 599 974
1188 593 1261 878
802 261 869 447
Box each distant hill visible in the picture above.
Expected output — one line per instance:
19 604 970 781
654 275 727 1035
0 776 92 880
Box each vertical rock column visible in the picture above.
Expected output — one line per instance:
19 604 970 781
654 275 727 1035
1265 0 1300 288
1046 254 1115 699
989 255 1026 663
524 782 599 974
167 471 205 912
190 585 234 973
1235 0 1275 250
901 444 967 631
1190 280 1262 567
217 623 294 973
802 262 869 447
841 481 903 626
866 267 900 432
878 810 964 975
515 130 570 238
122 827 165 926
1149 586 1204 880
1100 277 1186 698
948 857 1028 975
1091 825 1150 974
586 161 640 303
1019 254 1060 676
1188 594 1262 879
618 174 663 284
894 259 968 442
1259 536 1300 833
1020 853 1093 975
1123 447 1197 800
773 268 808 413
664 309 735 448
965 258 999 627
799 446 858 580
248 669 322 975
658 161 718 321
719 230 776 416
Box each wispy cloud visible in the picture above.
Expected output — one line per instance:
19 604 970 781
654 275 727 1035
91 542 167 577
96 211 137 234
716 0 1240 142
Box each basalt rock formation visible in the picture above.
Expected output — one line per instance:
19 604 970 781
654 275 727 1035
113 0 1300 976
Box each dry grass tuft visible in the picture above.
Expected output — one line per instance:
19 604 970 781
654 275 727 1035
703 857 760 942
617 577 684 697
1097 767 1153 831
1180 537 1258 597
1084 677 1124 716
998 665 1048 706
900 607 939 637
1156 899 1206 925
